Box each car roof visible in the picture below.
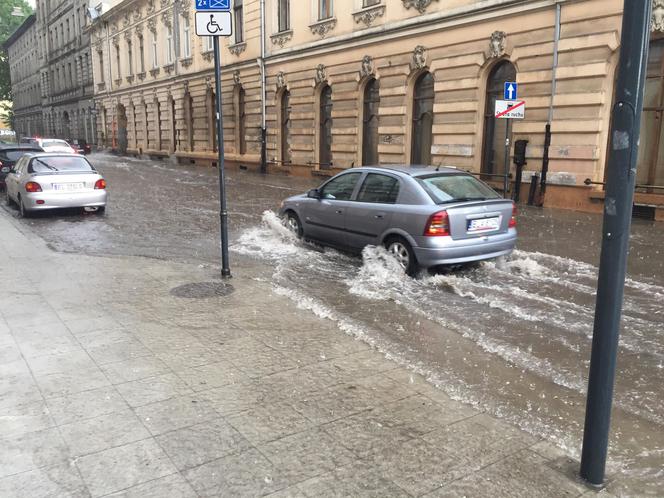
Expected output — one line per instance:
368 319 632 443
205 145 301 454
353 165 468 178
0 145 43 151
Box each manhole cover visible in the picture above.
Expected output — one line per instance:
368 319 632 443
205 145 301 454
170 282 234 299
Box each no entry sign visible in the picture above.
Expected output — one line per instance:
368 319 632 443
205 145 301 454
495 100 526 119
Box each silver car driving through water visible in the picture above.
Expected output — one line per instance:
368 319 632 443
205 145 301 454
279 166 517 274
5 153 107 217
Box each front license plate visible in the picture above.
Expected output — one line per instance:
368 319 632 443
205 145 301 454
53 183 84 191
467 217 500 233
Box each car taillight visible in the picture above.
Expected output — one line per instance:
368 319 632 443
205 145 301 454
509 203 517 228
94 179 106 189
424 210 450 236
25 181 42 193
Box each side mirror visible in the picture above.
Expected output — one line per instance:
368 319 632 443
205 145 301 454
307 188 321 199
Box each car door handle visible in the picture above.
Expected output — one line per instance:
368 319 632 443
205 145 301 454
335 209 343 214
374 214 384 219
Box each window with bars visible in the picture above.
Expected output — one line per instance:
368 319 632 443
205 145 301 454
319 0 332 20
278 0 290 32
234 0 244 44
182 17 191 58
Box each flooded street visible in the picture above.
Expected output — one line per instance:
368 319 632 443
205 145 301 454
4 153 663 495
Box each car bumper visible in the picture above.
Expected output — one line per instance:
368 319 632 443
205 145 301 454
412 229 517 267
23 190 107 210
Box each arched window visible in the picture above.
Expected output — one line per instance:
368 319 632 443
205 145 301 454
319 84 333 169
411 72 434 165
482 60 516 176
154 98 162 151
235 85 246 155
142 101 149 149
183 92 194 151
207 88 217 152
362 78 380 165
279 89 291 165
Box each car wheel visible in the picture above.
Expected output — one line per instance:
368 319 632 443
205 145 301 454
285 211 303 238
18 196 30 218
385 237 418 276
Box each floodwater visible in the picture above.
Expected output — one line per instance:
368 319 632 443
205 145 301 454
4 153 663 495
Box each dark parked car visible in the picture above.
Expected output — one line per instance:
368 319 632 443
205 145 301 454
279 166 517 275
0 145 44 191
69 139 91 155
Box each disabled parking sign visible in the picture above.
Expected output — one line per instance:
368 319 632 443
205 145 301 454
195 11 232 36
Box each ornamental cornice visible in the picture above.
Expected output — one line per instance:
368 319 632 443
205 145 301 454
270 30 292 48
353 4 385 27
228 42 246 56
147 18 157 33
309 18 337 38
161 11 172 28
402 0 438 13
653 0 664 32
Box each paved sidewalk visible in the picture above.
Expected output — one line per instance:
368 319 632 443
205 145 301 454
0 212 602 498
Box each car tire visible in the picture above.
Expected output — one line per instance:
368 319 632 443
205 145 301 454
385 236 418 276
18 196 30 218
285 211 303 239
96 206 106 215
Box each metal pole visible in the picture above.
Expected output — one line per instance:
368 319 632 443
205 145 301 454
503 119 511 198
580 0 650 486
213 37 232 279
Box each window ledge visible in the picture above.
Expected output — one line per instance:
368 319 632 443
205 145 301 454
353 4 386 27
202 50 214 62
149 67 161 77
137 72 146 80
309 18 337 38
180 57 193 68
163 63 175 74
97 82 106 90
114 78 122 86
270 30 293 48
228 42 246 56
125 75 135 83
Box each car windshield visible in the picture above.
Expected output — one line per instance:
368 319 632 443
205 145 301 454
416 173 501 204
41 140 70 148
29 156 94 174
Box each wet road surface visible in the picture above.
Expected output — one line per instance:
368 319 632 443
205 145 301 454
3 153 663 495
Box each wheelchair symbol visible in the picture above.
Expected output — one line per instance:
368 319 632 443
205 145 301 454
206 15 223 34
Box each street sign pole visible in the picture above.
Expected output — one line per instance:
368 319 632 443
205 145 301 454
579 0 651 486
503 119 511 198
213 35 231 278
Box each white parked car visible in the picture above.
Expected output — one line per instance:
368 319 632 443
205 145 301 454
39 139 77 154
5 153 107 217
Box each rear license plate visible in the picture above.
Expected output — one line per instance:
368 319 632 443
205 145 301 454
467 217 500 233
53 183 84 191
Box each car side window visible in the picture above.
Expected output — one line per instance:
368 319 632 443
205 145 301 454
356 174 400 204
320 172 362 201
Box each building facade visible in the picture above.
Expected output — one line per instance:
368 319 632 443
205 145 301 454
5 1 97 142
38 0 96 142
4 15 43 138
90 0 664 215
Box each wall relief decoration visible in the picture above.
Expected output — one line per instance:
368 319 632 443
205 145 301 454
360 55 374 78
411 45 427 70
315 64 327 84
488 31 506 58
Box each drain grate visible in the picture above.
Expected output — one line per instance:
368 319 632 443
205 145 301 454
170 282 234 299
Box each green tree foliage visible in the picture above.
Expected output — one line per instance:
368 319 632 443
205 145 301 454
0 0 34 101
0 102 14 129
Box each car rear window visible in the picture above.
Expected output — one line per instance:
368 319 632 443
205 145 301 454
416 174 501 204
29 156 95 174
41 140 69 147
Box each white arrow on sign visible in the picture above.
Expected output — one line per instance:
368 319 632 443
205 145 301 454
506 84 515 99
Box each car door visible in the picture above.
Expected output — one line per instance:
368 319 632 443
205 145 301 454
6 157 25 201
344 173 401 250
303 171 362 247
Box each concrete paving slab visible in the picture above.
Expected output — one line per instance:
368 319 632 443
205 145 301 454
45 386 129 426
74 439 176 497
99 356 172 384
0 463 89 498
0 427 70 478
114 373 193 408
103 473 197 498
155 418 251 471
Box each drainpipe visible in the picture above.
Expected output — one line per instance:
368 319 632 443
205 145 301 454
538 1 561 205
258 0 267 173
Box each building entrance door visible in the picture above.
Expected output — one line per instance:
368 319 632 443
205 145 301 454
635 38 664 189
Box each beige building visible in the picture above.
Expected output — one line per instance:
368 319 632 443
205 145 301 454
4 1 97 142
90 0 664 216
3 14 43 138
